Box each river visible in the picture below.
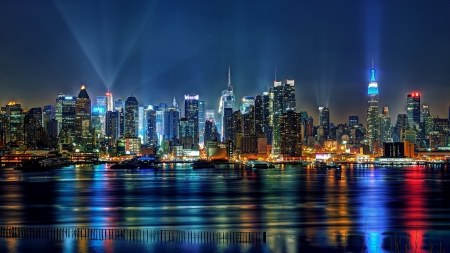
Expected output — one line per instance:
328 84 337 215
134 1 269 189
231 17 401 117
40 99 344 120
0 163 449 252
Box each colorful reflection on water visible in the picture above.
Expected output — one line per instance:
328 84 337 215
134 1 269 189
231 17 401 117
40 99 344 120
0 163 449 252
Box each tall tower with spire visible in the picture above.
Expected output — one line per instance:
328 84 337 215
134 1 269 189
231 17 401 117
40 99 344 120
218 66 236 140
75 85 92 149
366 59 380 153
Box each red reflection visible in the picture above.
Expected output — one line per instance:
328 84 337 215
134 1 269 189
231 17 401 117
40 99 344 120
404 168 426 251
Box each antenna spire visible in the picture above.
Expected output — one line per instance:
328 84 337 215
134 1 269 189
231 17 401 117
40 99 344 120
227 66 231 87
372 57 374 69
275 67 277 81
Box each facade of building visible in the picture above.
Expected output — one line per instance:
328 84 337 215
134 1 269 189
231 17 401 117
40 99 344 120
75 85 92 149
279 110 302 157
124 95 139 137
406 92 421 130
184 94 199 149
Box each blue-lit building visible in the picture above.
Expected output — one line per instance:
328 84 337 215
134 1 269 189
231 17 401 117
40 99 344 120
367 61 380 153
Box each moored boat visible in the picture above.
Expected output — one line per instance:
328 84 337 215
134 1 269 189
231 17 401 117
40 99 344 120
191 160 215 169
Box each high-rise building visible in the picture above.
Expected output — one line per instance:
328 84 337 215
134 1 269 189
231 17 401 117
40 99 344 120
349 116 359 127
240 96 255 114
262 92 273 145
319 107 330 138
179 118 195 149
421 104 430 123
184 94 199 148
205 109 216 122
229 110 243 150
96 96 107 136
164 98 180 141
366 61 380 152
75 85 92 149
406 92 420 130
55 93 65 134
243 106 255 136
254 95 263 134
284 79 296 112
222 108 233 141
105 91 114 112
125 95 139 137
114 99 125 112
379 106 392 143
146 107 158 146
218 67 235 140
393 114 409 142
279 110 302 157
24 107 43 149
204 119 218 144
105 111 119 145
272 79 297 153
138 106 145 142
198 100 205 148
60 95 76 143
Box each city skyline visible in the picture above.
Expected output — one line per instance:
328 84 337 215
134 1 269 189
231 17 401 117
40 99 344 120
1 0 450 124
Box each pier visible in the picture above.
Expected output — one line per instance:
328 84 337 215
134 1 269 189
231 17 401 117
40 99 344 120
0 226 266 243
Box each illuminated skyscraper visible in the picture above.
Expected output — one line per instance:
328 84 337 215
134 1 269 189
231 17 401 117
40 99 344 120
75 85 92 149
218 67 235 140
146 107 158 146
279 110 302 156
379 106 392 143
240 96 255 114
366 60 380 153
164 98 180 141
406 92 420 130
198 100 205 147
24 107 43 149
421 104 430 123
184 94 199 149
319 107 330 138
2 102 24 145
105 91 114 112
125 95 139 137
60 95 76 143
254 95 263 134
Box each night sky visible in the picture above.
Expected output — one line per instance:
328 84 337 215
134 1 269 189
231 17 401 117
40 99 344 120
1 0 450 125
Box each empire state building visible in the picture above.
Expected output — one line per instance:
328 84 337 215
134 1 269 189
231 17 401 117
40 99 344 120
366 60 380 153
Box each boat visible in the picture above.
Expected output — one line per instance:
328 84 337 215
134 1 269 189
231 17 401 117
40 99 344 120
16 157 71 170
191 160 215 169
326 162 341 169
110 160 138 169
245 161 272 169
136 155 158 168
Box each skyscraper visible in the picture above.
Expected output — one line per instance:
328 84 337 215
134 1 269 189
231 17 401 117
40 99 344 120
406 92 421 130
184 94 199 148
218 67 235 140
60 95 76 143
379 106 392 143
24 107 43 149
240 96 255 114
105 91 114 112
75 85 92 149
366 60 380 153
125 95 139 137
198 100 205 148
253 95 263 134
421 104 430 123
319 107 330 138
349 116 359 127
164 98 180 141
146 107 158 146
279 110 302 157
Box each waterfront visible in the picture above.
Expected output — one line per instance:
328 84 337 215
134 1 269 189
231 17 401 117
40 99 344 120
0 164 450 252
